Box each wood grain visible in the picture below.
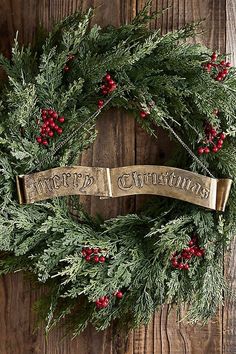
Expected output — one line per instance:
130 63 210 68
0 1 234 353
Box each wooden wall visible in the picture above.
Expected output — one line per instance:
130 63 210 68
0 1 235 353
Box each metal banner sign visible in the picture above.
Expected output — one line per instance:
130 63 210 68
16 165 232 211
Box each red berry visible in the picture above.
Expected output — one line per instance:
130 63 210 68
58 116 65 123
109 84 117 92
198 147 204 155
81 250 87 257
47 109 53 116
36 136 42 143
212 146 219 153
95 300 102 308
102 89 108 95
93 248 100 254
204 147 210 154
105 73 111 81
217 139 224 146
93 255 100 263
85 255 91 262
220 60 226 66
211 129 217 137
222 69 229 75
86 248 93 255
42 140 48 146
54 124 59 130
50 122 56 128
178 263 184 270
96 296 109 308
52 112 58 119
226 62 232 67
192 235 197 242
99 256 106 263
216 75 222 81
108 79 115 86
220 133 226 140
45 126 51 132
116 291 123 299
102 299 109 308
57 127 63 134
64 65 69 72
41 109 47 115
206 63 212 70
98 100 104 108
172 261 179 268
181 252 191 259
211 52 217 61
195 251 203 257
140 111 147 119
48 131 54 137
220 72 227 79
183 264 190 270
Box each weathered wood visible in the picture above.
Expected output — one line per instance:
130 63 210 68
0 1 234 354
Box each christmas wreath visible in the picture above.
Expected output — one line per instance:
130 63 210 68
0 2 236 337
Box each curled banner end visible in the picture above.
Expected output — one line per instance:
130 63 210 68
16 175 27 205
216 179 233 212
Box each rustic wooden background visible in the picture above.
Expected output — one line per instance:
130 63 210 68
0 0 235 353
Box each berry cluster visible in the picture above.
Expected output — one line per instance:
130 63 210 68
64 54 75 73
203 52 231 81
36 109 65 145
82 247 106 263
95 290 123 309
100 73 117 96
171 235 205 271
198 121 226 155
95 296 109 309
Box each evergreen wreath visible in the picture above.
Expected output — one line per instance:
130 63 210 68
0 1 236 337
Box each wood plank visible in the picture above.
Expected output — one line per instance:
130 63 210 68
224 2 236 353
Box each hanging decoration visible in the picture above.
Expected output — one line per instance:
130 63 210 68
16 165 232 211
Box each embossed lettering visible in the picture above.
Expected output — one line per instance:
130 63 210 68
80 174 94 192
117 174 133 190
52 175 61 189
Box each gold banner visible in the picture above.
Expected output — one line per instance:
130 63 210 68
16 165 232 211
